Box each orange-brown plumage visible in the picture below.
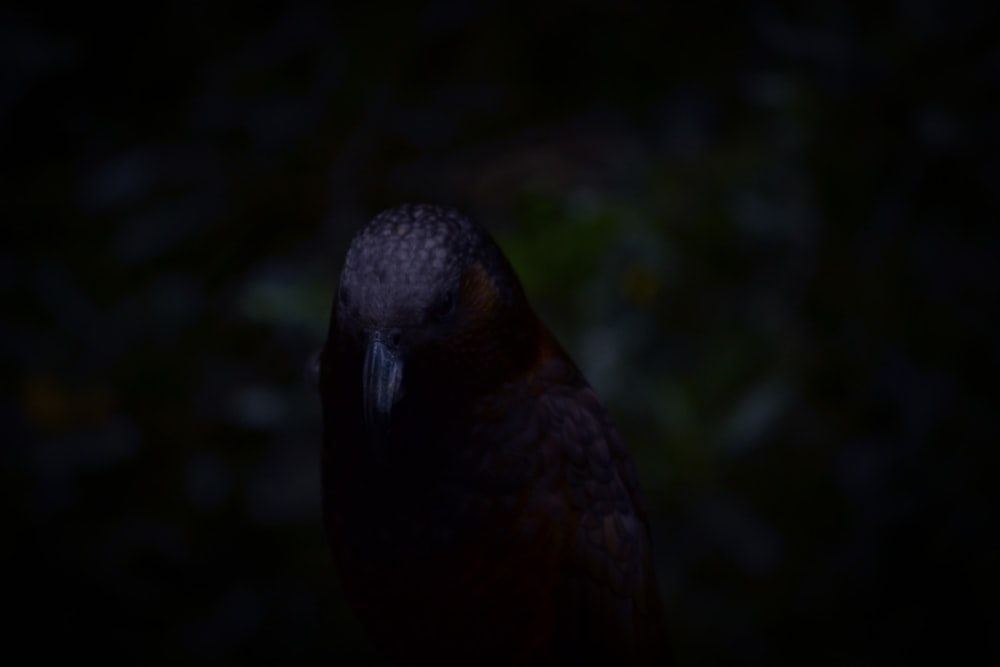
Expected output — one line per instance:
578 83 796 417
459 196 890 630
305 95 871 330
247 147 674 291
319 204 670 665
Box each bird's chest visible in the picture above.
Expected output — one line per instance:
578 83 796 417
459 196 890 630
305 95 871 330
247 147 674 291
326 445 528 571
325 444 566 660
325 392 537 559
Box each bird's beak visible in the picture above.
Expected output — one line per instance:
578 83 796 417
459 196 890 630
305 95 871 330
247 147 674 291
362 330 404 448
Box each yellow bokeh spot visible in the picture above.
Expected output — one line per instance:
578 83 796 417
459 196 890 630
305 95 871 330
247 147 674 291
620 264 660 307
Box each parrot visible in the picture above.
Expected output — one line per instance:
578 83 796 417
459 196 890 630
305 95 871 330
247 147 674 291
319 204 670 665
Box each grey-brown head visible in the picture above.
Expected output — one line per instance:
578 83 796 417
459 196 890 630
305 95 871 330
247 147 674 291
328 204 537 448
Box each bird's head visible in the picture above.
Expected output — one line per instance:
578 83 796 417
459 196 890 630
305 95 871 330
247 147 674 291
325 204 538 448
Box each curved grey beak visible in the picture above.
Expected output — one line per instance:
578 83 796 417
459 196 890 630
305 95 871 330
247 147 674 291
362 330 404 448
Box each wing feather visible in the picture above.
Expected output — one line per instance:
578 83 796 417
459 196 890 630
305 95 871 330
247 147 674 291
532 364 671 666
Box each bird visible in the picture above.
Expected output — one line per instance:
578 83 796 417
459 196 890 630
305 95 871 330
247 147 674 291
318 203 670 666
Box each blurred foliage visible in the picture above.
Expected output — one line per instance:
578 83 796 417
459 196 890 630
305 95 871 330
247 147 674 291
3 0 997 665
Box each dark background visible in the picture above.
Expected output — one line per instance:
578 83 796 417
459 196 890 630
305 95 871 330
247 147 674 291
3 1 997 664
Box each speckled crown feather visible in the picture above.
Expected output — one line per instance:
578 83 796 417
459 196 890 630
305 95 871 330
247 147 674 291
337 204 520 328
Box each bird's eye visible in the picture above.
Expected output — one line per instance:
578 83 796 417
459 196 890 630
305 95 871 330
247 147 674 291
433 290 457 321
